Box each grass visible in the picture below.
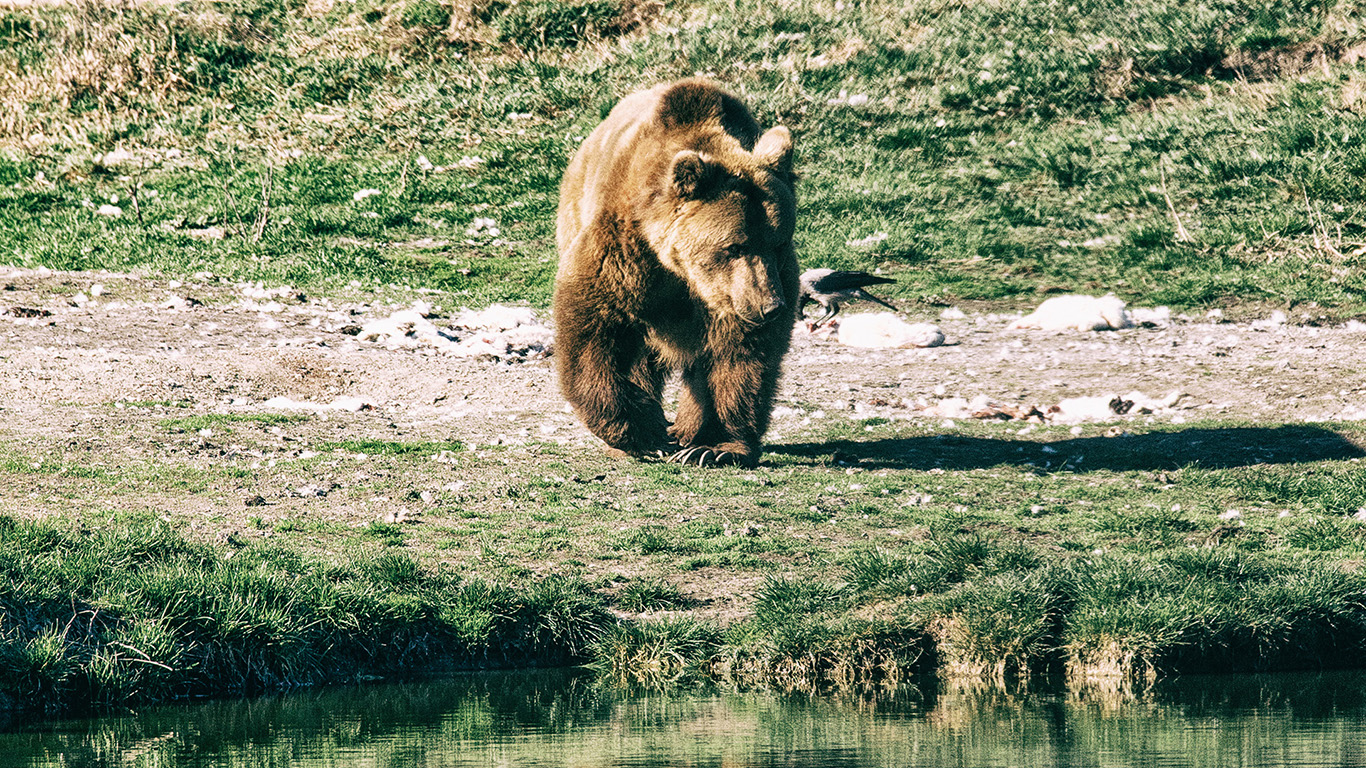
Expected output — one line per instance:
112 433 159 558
0 514 613 715
576 418 1366 690
319 438 466 457
160 413 306 433
1 0 1365 315
4 0 1366 714
614 577 691 612
4 414 1366 711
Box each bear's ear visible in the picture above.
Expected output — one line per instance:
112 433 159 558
669 150 718 199
753 126 793 176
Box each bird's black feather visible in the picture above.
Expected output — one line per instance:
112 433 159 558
808 270 896 292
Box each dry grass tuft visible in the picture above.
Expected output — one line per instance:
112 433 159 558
1221 40 1337 82
1064 638 1158 689
0 1 275 147
1339 72 1366 113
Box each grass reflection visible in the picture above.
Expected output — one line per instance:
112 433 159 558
7 670 1366 768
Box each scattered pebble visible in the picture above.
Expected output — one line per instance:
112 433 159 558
1251 310 1288 331
1129 306 1171 327
846 231 889 248
95 147 134 168
260 395 374 412
357 302 551 362
465 216 500 238
292 484 332 498
911 390 1189 424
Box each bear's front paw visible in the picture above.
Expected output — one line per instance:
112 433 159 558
667 445 754 468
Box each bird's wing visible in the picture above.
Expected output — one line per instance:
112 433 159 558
811 271 897 291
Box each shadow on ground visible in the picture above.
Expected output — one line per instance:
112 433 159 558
773 425 1366 472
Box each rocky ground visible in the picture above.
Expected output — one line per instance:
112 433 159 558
3 266 1362 447
2 264 1365 614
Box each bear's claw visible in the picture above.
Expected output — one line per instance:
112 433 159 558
667 446 739 467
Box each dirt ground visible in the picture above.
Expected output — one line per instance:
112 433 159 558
3 266 1361 441
2 265 1365 616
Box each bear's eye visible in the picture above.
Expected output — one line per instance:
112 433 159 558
721 244 744 260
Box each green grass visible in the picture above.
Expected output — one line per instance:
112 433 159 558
614 577 691 612
320 439 466 457
589 617 722 686
4 416 1366 711
0 514 613 714
587 417 1366 689
2 0 1364 314
160 413 307 432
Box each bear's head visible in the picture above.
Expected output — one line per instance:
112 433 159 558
642 126 797 326
633 81 797 326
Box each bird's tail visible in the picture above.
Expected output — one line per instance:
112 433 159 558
864 292 897 312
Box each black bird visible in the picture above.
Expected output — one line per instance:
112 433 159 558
798 268 897 328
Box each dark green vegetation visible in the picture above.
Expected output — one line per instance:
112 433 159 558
4 0 1366 716
0 514 609 715
2 0 1365 313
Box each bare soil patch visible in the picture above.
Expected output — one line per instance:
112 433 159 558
3 266 1364 621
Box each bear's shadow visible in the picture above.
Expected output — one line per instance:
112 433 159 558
771 425 1366 472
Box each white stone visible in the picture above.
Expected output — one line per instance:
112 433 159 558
1007 294 1131 331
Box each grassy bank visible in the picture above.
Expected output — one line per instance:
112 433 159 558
6 417 1366 714
590 422 1366 691
0 514 611 714
2 0 1365 315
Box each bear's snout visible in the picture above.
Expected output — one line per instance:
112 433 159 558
759 295 787 323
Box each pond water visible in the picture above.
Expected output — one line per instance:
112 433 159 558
5 670 1366 767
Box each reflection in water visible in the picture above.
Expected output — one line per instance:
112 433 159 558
5 670 1366 767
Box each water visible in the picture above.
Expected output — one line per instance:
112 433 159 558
5 670 1366 767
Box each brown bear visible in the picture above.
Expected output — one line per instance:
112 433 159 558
554 79 799 468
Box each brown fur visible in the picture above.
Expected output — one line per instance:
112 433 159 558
554 79 799 468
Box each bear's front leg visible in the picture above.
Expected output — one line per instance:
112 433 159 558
667 349 780 469
668 363 720 449
556 317 675 459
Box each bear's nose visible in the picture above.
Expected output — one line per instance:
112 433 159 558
760 297 787 321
